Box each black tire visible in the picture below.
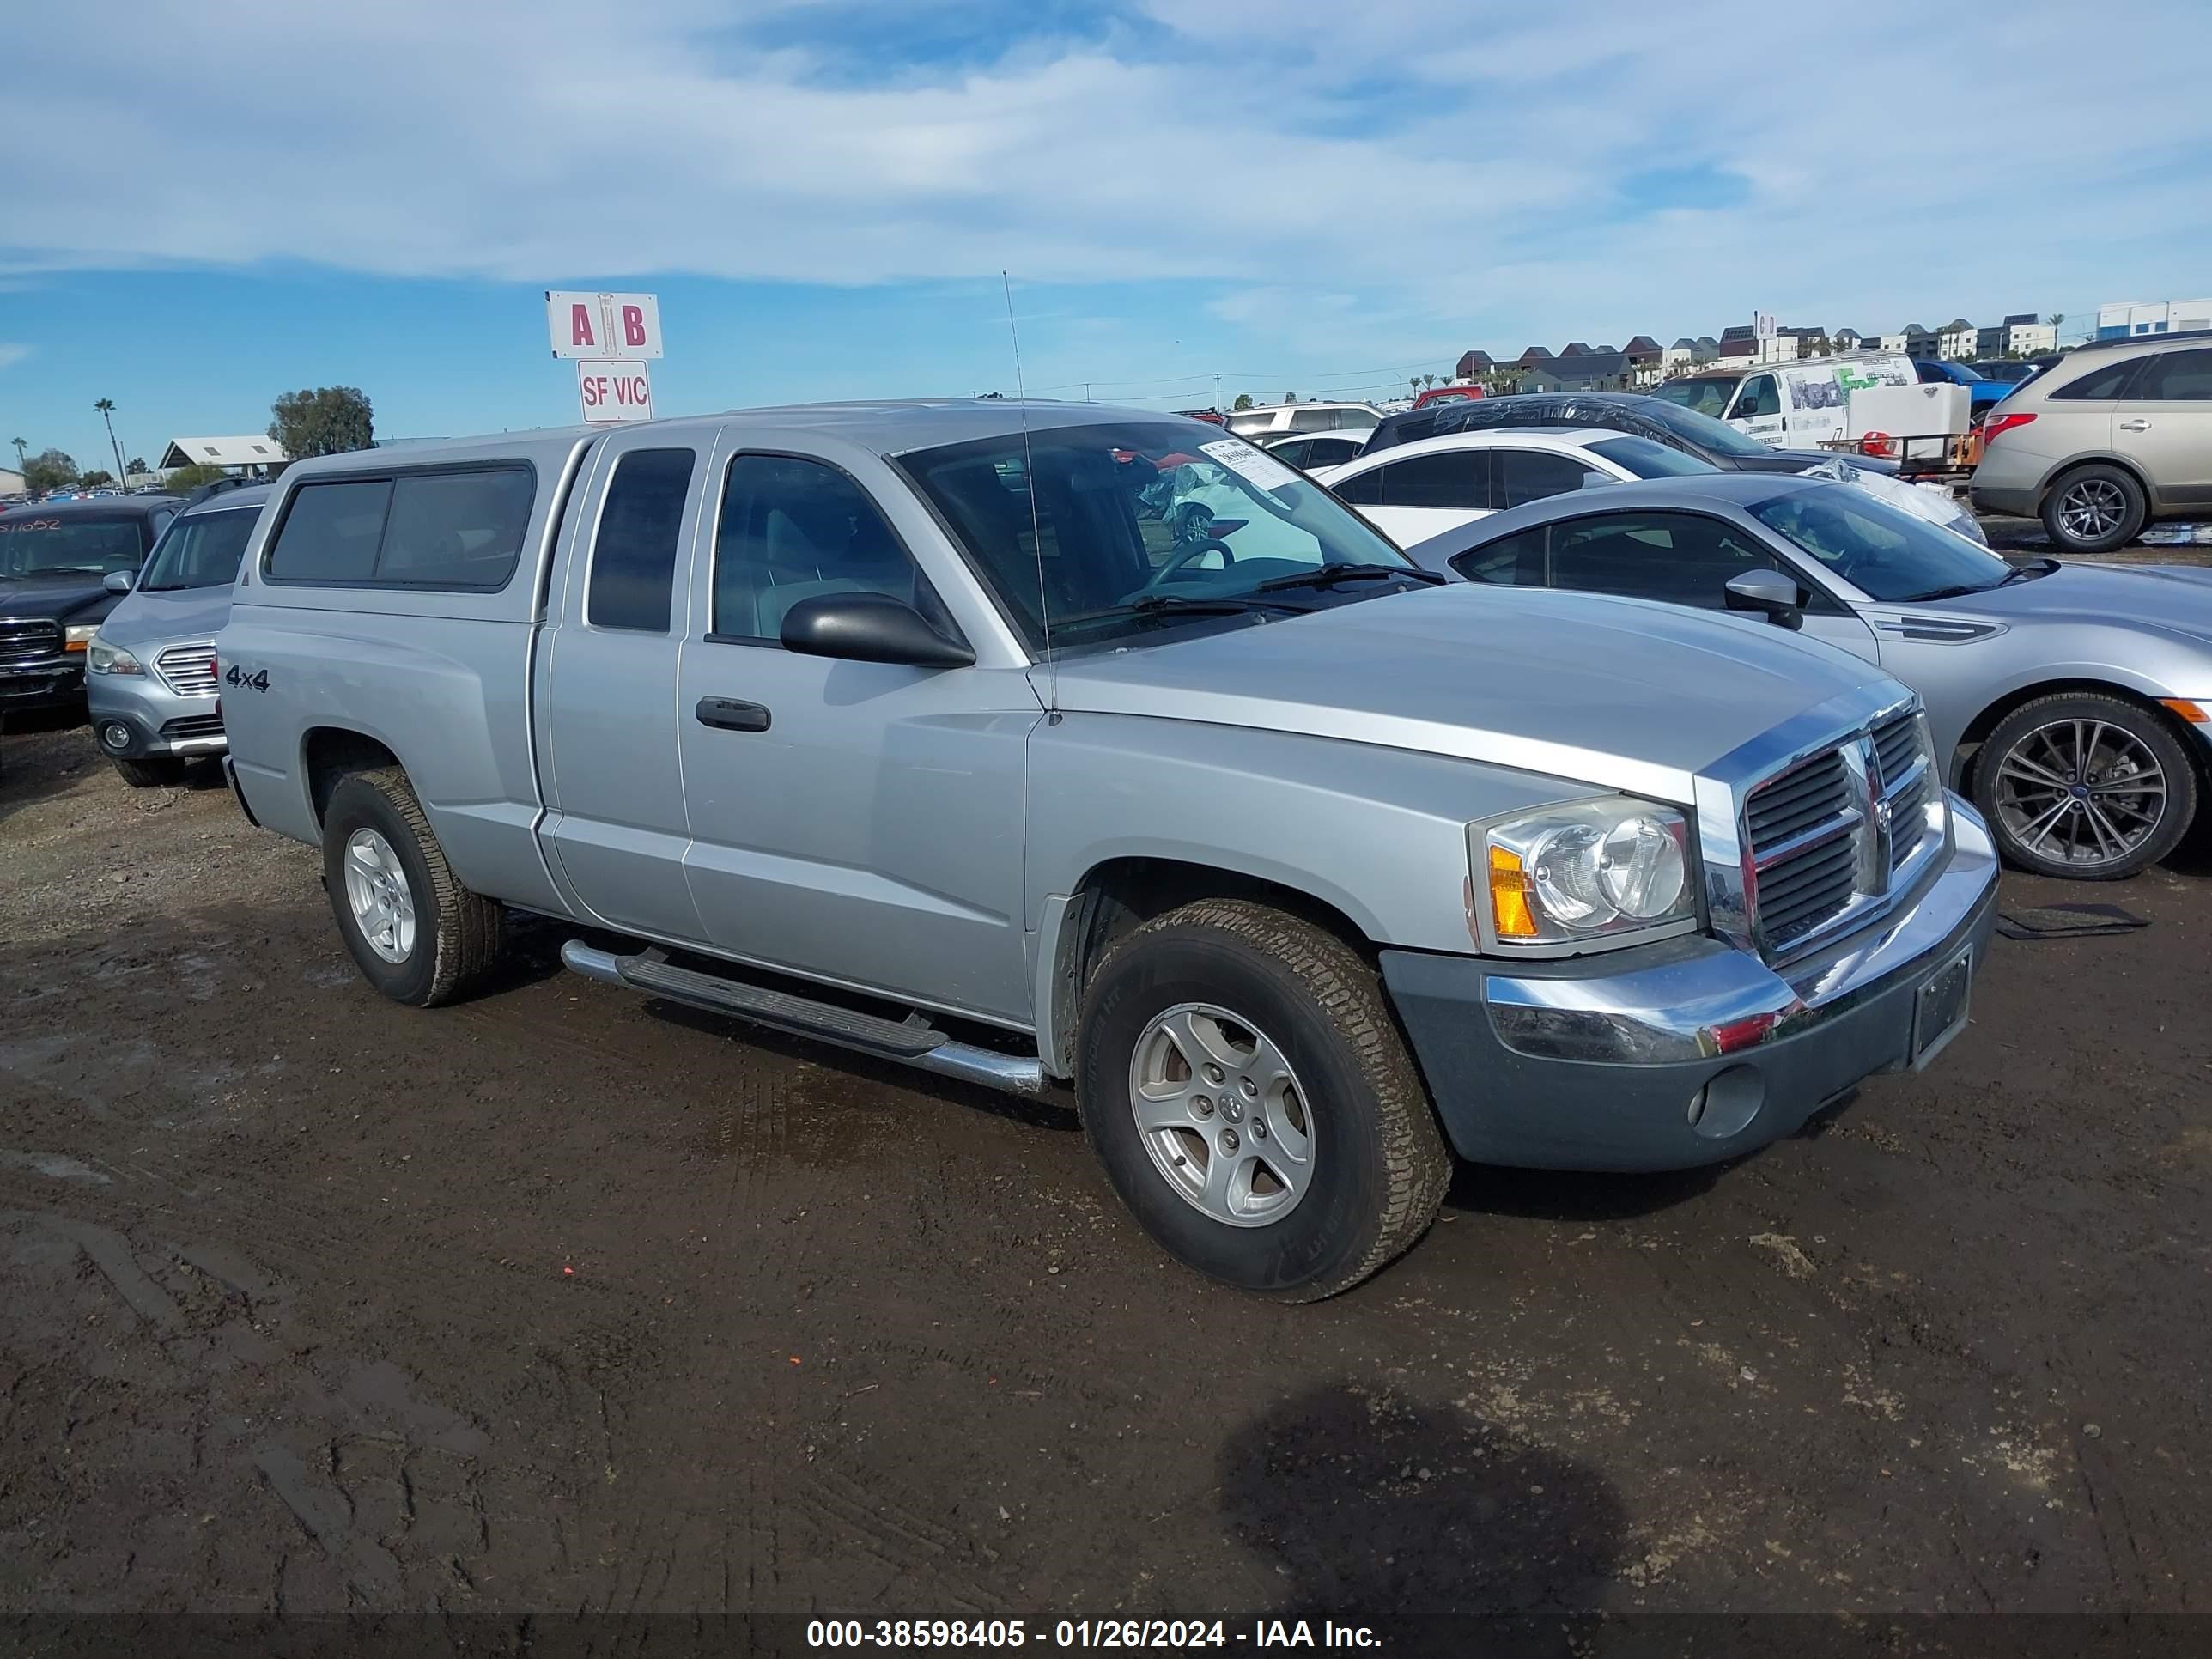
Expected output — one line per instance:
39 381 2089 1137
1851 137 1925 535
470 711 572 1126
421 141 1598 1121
321 767 507 1006
1972 692 2197 880
1074 897 1450 1301
2040 463 2146 555
111 756 187 788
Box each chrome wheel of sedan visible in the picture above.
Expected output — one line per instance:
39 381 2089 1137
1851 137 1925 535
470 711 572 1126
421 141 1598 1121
343 827 417 963
1990 718 2166 871
1128 1002 1315 1228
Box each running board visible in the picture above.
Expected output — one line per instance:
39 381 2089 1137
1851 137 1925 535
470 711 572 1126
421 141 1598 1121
559 941 1045 1095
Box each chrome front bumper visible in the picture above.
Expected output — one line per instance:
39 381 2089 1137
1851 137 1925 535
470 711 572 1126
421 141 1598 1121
1483 799 1999 1066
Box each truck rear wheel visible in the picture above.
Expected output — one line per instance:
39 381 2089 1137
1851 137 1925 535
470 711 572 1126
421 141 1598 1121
1074 897 1450 1301
321 767 507 1006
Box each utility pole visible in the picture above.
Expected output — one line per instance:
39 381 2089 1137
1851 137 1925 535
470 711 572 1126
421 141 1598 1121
1214 373 1222 413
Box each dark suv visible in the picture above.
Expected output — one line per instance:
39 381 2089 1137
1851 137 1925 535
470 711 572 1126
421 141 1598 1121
0 494 182 713
1359 392 1898 475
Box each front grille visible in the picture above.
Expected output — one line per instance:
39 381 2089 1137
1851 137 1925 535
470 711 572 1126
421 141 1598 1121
1746 749 1862 953
155 643 218 696
159 713 225 741
1741 702 1942 960
0 617 62 663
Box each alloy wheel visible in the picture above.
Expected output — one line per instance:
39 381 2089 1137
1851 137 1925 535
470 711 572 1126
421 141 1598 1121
1991 718 2167 870
1127 1003 1316 1228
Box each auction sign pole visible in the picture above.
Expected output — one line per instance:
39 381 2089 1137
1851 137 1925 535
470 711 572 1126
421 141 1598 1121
545 291 664 424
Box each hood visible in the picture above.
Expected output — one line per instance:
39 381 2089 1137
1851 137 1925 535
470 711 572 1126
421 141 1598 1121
1727 447 1899 476
0 572 114 621
96 582 234 648
1916 560 2212 645
1041 584 1895 805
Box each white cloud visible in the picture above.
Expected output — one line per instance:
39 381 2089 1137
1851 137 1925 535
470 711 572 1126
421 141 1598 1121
5 0 2210 349
0 343 30 371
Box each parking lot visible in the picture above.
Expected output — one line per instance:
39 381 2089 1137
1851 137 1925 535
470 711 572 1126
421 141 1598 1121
3 713 2208 1625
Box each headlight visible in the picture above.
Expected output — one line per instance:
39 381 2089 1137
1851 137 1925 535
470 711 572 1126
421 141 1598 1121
1478 799 1695 949
64 624 100 652
86 637 144 675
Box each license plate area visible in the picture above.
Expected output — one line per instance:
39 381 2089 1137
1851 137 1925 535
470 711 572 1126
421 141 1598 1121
1910 945 1973 1069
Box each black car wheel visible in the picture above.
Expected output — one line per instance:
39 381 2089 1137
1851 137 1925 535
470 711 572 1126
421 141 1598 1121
1972 692 2196 879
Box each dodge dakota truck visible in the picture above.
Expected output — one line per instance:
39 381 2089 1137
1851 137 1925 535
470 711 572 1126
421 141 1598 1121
217 402 2000 1298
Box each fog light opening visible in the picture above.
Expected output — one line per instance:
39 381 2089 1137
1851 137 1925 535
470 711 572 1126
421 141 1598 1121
1690 1065 1765 1140
101 723 132 752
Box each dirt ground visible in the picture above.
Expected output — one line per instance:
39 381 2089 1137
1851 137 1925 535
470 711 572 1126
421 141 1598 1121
2 710 2209 1640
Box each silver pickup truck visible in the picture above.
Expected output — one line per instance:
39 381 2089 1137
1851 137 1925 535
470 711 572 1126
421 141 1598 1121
218 402 1999 1298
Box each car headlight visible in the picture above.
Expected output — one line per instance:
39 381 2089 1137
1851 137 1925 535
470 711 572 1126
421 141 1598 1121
64 624 100 652
1477 799 1696 949
86 637 144 675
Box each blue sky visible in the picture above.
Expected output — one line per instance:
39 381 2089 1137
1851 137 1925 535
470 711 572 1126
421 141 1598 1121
6 0 2210 472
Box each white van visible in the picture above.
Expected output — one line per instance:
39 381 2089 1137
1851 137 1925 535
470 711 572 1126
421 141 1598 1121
1224 401 1383 440
1653 351 1917 451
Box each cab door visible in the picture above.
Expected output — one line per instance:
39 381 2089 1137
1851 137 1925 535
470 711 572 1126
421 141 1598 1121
538 430 714 942
672 442 1041 1024
1732 374 1789 447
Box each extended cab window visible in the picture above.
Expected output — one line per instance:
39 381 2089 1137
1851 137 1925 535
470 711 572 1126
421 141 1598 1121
587 447 697 632
713 455 945 642
266 466 533 588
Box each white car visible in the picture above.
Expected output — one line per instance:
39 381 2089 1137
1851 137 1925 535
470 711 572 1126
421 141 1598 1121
1312 427 1712 546
1255 432 1367 471
1224 401 1383 441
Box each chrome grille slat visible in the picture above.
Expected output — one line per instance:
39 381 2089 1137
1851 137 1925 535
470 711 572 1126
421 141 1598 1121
0 618 63 662
159 713 225 740
155 643 219 696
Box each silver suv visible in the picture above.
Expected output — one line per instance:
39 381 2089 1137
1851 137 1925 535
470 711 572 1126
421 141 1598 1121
216 404 1998 1298
85 484 269 785
1972 332 2212 552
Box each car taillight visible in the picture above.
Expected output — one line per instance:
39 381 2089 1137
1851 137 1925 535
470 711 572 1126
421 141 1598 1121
1981 411 2037 446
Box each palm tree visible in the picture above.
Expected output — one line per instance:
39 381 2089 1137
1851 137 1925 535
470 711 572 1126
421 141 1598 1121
1422 374 1438 389
9 437 26 472
1408 376 1421 396
2046 313 2063 329
94 398 125 484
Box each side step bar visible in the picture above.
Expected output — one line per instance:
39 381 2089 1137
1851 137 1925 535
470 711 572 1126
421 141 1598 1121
560 941 1046 1096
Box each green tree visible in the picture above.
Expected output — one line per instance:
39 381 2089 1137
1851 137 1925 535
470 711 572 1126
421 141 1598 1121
125 457 149 477
80 469 115 489
1231 392 1253 411
1283 392 1297 403
162 463 228 492
22 448 78 494
269 385 374 459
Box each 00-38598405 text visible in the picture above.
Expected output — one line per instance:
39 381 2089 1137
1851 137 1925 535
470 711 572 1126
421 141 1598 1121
805 1620 1232 1648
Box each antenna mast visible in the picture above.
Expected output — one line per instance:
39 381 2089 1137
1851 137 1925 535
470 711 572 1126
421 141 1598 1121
1004 272 1057 719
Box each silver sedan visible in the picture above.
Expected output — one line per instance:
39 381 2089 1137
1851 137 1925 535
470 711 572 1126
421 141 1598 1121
1402 472 2212 879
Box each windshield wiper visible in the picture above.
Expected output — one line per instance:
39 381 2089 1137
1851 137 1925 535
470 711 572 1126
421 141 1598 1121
1049 592 1316 632
1895 582 1997 603
1996 558 2056 586
1250 562 1445 593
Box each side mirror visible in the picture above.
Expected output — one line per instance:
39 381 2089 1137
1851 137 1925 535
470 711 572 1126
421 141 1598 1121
1723 568 1803 631
779 592 975 668
104 570 135 594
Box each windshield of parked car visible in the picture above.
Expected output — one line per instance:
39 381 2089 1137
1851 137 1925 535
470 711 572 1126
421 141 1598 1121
138 505 258 590
1652 379 1737 418
0 515 144 579
897 422 1423 653
1752 485 2016 602
1636 399 1774 459
1587 436 1719 479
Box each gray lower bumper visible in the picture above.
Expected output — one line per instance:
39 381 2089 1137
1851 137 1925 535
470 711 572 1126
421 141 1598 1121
1382 805 2002 1172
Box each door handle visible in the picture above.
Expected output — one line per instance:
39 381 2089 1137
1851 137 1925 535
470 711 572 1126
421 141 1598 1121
2118 419 2152 432
695 696 771 732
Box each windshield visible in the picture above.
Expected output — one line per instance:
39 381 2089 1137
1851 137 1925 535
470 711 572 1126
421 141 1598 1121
139 505 258 591
1587 435 1719 479
1752 486 2015 602
0 516 146 579
1638 399 1773 459
1652 379 1738 418
896 421 1418 652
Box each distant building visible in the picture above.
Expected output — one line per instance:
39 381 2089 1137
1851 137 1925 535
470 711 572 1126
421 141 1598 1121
1975 313 2055 357
1662 336 1717 375
156 435 289 477
1455 349 1497 379
1832 328 1865 350
1899 325 1937 360
1877 331 1908 354
1717 324 1798 365
2095 299 2212 340
1624 335 1664 386
1513 344 1555 369
1523 350 1636 393
1937 319 1977 360
1559 341 1594 358
0 466 26 496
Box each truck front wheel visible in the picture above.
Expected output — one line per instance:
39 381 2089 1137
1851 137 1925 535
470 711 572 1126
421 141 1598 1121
321 768 507 1006
1074 898 1450 1301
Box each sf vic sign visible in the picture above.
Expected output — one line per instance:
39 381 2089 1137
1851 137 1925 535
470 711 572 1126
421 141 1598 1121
546 290 663 425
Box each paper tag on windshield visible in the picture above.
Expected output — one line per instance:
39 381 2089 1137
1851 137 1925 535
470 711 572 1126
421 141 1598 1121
1199 438 1301 495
